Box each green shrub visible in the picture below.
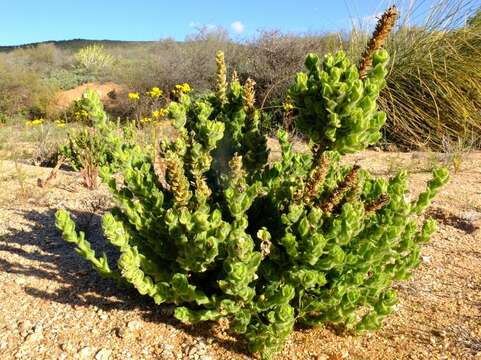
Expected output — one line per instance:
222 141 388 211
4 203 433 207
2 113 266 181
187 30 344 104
74 44 113 74
56 42 448 358
46 68 95 90
58 89 137 170
0 57 57 117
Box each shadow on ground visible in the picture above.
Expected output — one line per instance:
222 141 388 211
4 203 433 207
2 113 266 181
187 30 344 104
1 205 480 357
0 208 249 356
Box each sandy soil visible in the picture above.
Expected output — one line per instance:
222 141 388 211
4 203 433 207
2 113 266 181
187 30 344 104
0 151 480 360
49 82 128 114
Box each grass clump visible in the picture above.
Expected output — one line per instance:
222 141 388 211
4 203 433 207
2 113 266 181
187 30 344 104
364 1 481 149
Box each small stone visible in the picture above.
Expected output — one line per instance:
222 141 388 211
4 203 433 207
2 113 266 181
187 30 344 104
198 355 213 360
188 346 198 356
99 313 108 320
161 344 175 352
127 320 141 331
78 346 92 360
95 348 112 360
14 278 27 286
25 323 43 342
18 320 33 335
158 344 176 360
421 255 432 264
117 320 141 338
60 343 73 352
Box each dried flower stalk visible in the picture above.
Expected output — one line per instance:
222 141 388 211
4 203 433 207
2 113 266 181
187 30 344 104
358 6 399 79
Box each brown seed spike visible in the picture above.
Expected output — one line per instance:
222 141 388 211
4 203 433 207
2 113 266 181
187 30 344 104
365 193 390 215
153 150 170 191
301 154 330 205
358 6 399 79
321 165 361 214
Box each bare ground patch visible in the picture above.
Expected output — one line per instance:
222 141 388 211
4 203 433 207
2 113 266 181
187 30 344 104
0 151 480 360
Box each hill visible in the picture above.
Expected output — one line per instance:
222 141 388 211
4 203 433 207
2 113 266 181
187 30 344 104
0 38 161 52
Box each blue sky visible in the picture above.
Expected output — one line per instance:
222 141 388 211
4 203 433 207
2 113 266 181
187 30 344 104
0 0 476 45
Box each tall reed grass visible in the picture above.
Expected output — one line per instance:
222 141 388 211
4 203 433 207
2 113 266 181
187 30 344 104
349 0 481 149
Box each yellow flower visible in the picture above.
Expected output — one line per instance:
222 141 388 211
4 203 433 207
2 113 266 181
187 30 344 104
140 117 152 123
152 108 168 118
282 101 294 111
55 120 66 128
74 109 89 121
26 118 44 126
128 92 140 101
174 83 192 94
147 87 163 98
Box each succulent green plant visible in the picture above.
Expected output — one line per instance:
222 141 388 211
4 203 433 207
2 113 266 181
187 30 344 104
56 46 448 359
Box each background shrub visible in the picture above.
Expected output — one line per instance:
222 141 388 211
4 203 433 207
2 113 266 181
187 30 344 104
0 0 479 149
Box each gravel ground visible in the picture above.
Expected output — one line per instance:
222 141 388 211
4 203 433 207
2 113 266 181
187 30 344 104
0 151 480 360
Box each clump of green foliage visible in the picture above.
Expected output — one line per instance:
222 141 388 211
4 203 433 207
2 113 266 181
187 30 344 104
74 44 113 75
58 89 137 170
56 41 448 360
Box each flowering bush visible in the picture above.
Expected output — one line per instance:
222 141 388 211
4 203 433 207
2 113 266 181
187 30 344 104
59 89 137 171
147 86 163 98
173 82 192 95
25 118 44 126
127 87 170 125
128 92 140 101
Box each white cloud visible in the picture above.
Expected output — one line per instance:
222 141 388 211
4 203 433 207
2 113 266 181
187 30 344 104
230 21 245 34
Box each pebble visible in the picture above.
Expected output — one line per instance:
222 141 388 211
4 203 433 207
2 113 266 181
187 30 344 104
25 323 43 342
14 278 27 286
95 348 112 360
77 346 92 360
182 340 212 360
198 355 213 360
18 320 33 335
60 343 74 352
117 320 142 338
422 255 432 264
127 320 141 331
158 343 176 360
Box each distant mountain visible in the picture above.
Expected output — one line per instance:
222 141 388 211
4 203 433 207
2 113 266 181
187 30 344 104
0 39 161 52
